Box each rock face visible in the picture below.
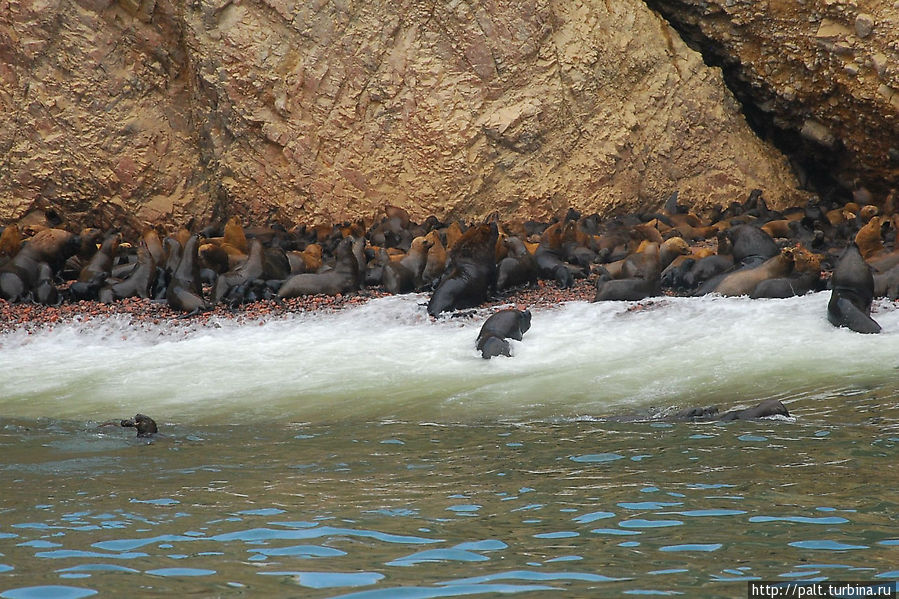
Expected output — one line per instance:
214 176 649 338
647 0 899 204
0 0 805 233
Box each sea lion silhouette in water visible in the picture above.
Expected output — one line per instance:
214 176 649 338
121 414 158 437
672 399 790 421
475 308 531 359
428 223 498 316
828 243 881 334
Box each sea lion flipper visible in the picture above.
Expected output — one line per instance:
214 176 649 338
832 297 881 334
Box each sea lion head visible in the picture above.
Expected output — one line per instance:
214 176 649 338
121 413 159 437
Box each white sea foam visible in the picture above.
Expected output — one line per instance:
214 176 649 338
2 292 898 423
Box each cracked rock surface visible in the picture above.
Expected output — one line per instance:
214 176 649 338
1 0 804 232
648 0 899 203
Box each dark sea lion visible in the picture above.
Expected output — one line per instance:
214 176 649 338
32 262 60 305
728 224 778 266
749 271 821 299
828 243 881 333
166 235 207 314
69 232 121 301
99 242 157 303
382 255 416 295
427 223 498 316
719 399 790 421
0 228 80 302
213 239 265 304
534 224 573 288
595 240 687 302
671 399 789 422
497 236 537 290
277 237 360 298
475 308 532 359
120 414 158 437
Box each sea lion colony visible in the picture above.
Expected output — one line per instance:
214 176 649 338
0 189 892 337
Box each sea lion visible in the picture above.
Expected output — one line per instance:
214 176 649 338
719 399 790 421
120 414 158 437
534 224 574 288
166 235 208 314
98 242 157 303
594 239 689 302
420 230 447 287
475 308 532 359
672 399 789 421
828 243 881 333
728 224 779 266
0 225 22 265
286 243 323 275
496 236 538 290
213 239 265 304
0 228 80 302
704 248 795 297
277 237 360 298
32 262 60 305
427 223 498 316
69 232 121 301
399 236 433 290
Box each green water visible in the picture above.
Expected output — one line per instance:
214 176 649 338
1 389 897 598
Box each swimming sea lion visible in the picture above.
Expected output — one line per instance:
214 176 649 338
427 223 498 316
718 399 790 421
828 243 881 333
475 308 532 359
120 414 158 437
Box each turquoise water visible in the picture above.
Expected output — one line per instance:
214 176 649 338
1 293 898 597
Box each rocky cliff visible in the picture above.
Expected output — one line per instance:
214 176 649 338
2 0 809 233
648 0 899 205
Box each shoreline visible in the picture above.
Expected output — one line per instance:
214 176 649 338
0 279 600 335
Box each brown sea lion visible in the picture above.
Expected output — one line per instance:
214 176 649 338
286 243 323 275
706 248 795 297
427 223 498 316
0 225 22 264
277 237 360 298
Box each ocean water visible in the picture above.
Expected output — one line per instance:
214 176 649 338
0 292 897 598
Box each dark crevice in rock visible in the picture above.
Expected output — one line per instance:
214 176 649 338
644 0 854 207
